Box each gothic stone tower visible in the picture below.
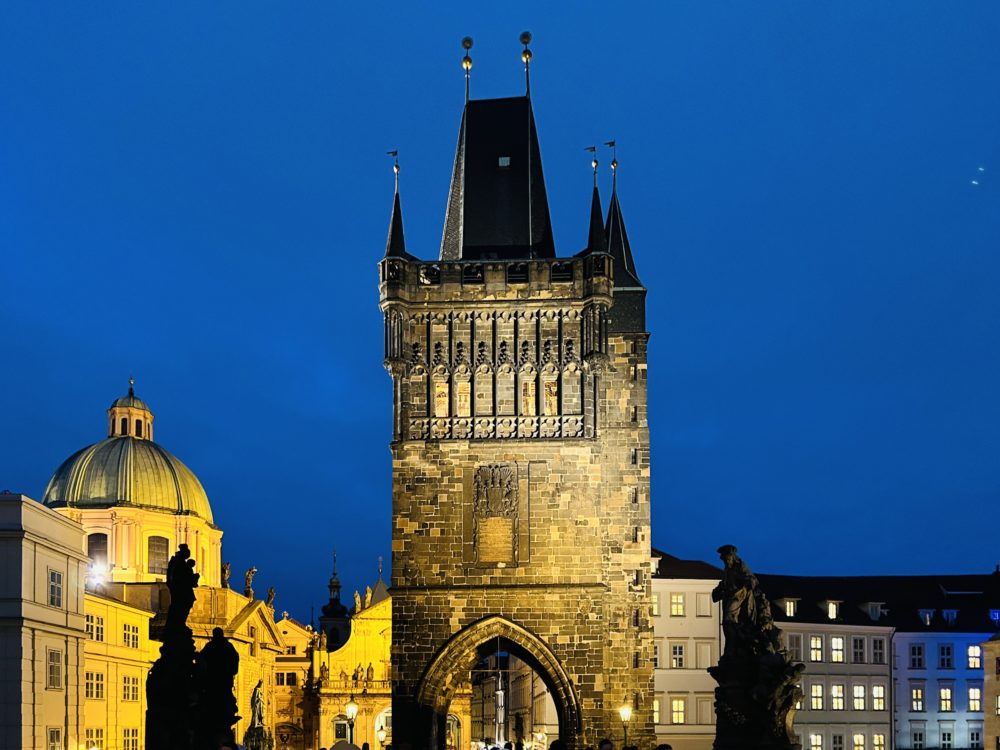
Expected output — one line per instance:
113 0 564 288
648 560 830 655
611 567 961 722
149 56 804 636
379 69 654 750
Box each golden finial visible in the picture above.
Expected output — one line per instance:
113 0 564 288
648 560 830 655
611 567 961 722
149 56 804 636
128 375 135 396
462 37 473 103
520 31 533 96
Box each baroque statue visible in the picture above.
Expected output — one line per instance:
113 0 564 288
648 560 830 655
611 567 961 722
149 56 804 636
243 679 274 750
195 627 240 748
265 586 276 608
709 545 804 750
244 566 257 599
221 562 231 589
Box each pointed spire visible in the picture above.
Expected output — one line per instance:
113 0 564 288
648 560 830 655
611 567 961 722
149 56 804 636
384 152 410 259
128 375 135 397
604 145 643 288
582 149 606 255
328 548 342 602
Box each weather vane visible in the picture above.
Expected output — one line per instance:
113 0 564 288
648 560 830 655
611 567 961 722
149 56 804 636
462 37 473 103
605 140 618 186
585 145 598 185
386 150 399 190
520 31 533 96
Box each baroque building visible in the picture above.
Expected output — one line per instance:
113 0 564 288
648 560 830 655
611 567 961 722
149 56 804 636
379 42 654 749
1 384 288 750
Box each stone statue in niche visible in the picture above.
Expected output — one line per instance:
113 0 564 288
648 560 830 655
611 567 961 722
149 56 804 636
243 567 257 599
220 562 231 589
709 545 803 750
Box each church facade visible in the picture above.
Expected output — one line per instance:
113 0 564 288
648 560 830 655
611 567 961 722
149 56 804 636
379 51 655 749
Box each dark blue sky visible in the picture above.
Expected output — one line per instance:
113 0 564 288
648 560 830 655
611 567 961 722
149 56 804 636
2 3 998 620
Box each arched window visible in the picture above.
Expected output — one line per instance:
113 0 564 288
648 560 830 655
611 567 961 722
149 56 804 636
87 533 108 568
148 536 170 575
135 419 143 437
120 417 128 435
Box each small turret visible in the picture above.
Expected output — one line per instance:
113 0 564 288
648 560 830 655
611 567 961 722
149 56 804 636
107 376 154 440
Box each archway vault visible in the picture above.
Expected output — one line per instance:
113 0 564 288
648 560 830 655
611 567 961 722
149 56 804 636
416 614 581 734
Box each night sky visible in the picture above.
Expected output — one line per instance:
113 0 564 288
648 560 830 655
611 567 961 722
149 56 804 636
2 3 999 621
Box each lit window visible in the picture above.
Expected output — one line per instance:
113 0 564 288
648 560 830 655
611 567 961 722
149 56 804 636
969 686 981 711
918 609 934 626
651 594 660 617
852 637 865 663
123 728 139 750
48 570 63 608
810 734 823 750
85 728 105 750
831 684 845 710
122 675 140 701
852 684 866 710
968 645 982 669
84 671 105 700
831 637 845 663
652 698 660 724
795 685 802 710
911 687 924 711
148 536 170 575
46 649 62 689
872 638 885 664
123 623 140 649
810 636 823 662
785 600 797 617
652 643 659 669
85 614 105 642
787 634 802 662
873 735 885 750
852 733 865 750
939 644 953 669
671 697 686 724
671 644 685 669
940 686 953 712
872 684 886 710
670 593 686 616
910 643 925 669
828 601 839 619
498 156 511 168
811 684 824 710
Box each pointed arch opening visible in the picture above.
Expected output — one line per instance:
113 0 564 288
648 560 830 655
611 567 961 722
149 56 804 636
415 616 580 748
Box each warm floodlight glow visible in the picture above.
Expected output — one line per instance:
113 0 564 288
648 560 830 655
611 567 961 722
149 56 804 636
377 726 387 744
345 696 359 720
619 704 632 722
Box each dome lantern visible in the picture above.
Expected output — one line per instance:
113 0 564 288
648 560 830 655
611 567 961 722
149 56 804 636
107 376 154 440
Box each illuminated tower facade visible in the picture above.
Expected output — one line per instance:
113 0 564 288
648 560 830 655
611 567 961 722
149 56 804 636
379 38 654 749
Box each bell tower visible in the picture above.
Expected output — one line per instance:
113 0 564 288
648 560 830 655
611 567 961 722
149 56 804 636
380 36 654 749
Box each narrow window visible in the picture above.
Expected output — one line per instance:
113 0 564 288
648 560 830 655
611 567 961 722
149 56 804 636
135 419 142 437
785 600 797 617
872 684 886 710
87 533 108 568
670 593 686 616
831 684 844 710
830 636 845 663
911 686 924 711
671 644 685 668
852 684 866 710
968 645 982 669
939 686 952 711
852 637 865 663
872 638 885 664
969 686 981 711
810 684 824 710
48 570 63 608
121 417 128 435
46 649 63 689
809 636 823 662
670 697 686 724
148 536 170 575
939 644 953 669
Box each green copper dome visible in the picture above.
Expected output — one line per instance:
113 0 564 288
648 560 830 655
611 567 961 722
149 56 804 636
42 382 213 523
43 437 214 522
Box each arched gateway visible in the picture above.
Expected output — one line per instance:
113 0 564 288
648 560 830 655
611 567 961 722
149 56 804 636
416 616 581 742
380 43 654 750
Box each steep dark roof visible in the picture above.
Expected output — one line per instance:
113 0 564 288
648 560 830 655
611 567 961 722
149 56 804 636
758 571 1000 633
384 187 411 259
440 96 554 260
653 549 722 580
584 184 607 255
605 184 642 288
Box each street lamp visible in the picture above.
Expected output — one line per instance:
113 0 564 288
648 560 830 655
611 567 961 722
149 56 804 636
345 695 359 744
377 725 387 748
618 703 632 749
